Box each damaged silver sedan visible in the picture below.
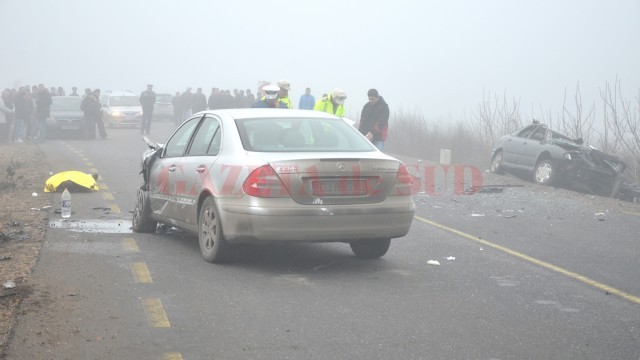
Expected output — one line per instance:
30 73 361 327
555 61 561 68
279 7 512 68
490 121 640 200
132 109 415 263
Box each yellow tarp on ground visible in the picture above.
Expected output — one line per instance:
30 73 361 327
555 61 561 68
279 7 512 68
44 171 99 192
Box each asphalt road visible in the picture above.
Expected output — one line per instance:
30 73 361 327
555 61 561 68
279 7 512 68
7 121 640 360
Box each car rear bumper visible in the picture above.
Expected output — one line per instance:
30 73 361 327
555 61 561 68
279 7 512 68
219 202 415 243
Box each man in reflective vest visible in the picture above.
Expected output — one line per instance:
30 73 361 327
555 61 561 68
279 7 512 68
314 88 346 117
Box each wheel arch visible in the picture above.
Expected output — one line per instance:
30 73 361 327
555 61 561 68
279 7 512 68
536 151 552 165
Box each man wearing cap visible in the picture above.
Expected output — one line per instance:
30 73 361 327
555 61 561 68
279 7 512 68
276 80 292 109
139 84 156 135
359 88 389 151
252 85 288 108
314 88 346 117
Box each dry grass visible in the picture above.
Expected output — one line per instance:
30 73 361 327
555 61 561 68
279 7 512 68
0 142 50 357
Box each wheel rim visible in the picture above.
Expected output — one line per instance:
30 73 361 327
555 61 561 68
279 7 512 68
201 205 217 251
536 163 552 183
491 153 502 172
132 192 143 226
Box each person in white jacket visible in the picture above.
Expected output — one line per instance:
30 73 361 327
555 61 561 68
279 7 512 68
0 89 15 143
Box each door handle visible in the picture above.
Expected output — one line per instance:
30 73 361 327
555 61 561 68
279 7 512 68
168 165 176 172
196 165 206 173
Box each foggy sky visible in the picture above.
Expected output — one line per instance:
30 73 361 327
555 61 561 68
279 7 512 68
1 0 639 122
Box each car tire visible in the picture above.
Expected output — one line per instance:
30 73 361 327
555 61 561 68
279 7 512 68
198 197 229 263
490 151 505 175
350 238 391 259
132 187 157 233
534 159 558 186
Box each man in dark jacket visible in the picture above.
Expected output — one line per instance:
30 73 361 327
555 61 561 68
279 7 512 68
359 88 389 151
139 84 156 135
35 85 52 143
13 87 33 142
191 87 208 113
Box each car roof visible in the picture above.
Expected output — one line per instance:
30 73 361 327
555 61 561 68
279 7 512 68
198 108 342 121
106 91 137 97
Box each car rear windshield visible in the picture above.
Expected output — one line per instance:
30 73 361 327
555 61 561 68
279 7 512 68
236 117 375 152
110 96 140 106
51 97 82 111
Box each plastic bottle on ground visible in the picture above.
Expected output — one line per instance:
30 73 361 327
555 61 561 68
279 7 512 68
61 188 71 218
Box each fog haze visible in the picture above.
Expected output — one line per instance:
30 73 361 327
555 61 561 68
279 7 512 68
1 0 639 120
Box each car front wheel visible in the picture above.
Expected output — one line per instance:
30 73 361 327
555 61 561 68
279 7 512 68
198 197 229 263
132 187 157 233
490 151 505 174
350 238 391 259
534 159 559 186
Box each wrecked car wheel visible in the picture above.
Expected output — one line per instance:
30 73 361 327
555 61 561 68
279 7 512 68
350 238 391 259
534 160 559 186
132 187 157 233
490 151 505 174
199 197 229 263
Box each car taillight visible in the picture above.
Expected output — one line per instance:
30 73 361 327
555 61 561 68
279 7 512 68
242 165 291 198
390 164 413 196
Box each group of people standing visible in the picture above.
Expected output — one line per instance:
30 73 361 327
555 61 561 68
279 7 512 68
249 80 390 151
1 84 56 144
0 84 110 143
2 81 391 151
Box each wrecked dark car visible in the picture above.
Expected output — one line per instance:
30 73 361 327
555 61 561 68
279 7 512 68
490 121 640 201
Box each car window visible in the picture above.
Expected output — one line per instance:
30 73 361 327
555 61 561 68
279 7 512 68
515 125 537 138
51 97 82 111
530 127 546 141
164 117 201 157
156 94 172 103
187 116 221 156
208 127 222 156
236 117 375 152
109 96 140 106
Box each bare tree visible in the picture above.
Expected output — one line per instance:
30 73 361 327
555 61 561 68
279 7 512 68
599 76 640 180
560 82 595 144
471 89 523 148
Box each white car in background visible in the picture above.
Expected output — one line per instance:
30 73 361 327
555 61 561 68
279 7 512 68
100 91 143 127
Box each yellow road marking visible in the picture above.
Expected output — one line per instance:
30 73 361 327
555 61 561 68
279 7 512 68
131 262 153 283
414 215 640 306
142 298 171 328
163 353 184 360
110 204 121 214
122 238 140 252
102 192 114 200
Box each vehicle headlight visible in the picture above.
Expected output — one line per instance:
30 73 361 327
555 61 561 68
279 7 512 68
47 117 56 125
111 111 122 117
563 152 572 160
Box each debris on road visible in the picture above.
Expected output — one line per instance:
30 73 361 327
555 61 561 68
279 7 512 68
31 192 38 197
445 256 456 261
3 280 16 289
427 260 441 266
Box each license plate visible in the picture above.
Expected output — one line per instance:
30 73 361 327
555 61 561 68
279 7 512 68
312 179 367 196
61 125 79 130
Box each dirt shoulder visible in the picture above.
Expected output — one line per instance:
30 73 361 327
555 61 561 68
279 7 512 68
0 142 50 358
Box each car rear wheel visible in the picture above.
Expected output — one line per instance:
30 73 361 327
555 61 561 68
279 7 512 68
132 187 157 233
199 197 229 263
490 151 505 174
350 238 391 259
534 159 558 186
